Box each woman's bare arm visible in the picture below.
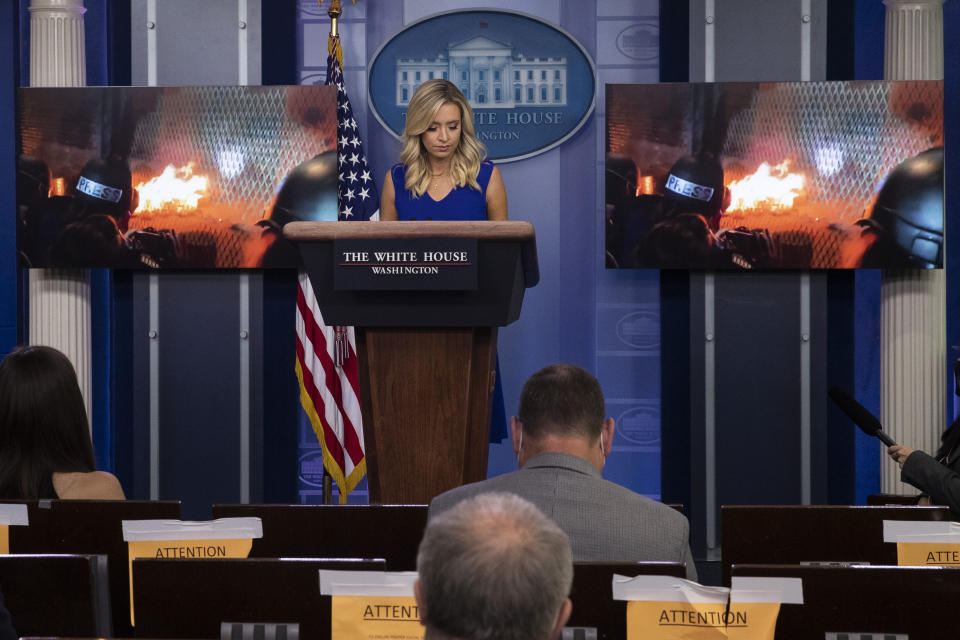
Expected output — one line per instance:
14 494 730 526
485 165 508 220
380 169 398 220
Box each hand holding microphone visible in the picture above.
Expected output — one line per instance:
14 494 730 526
888 444 916 469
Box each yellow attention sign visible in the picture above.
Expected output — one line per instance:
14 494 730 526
331 595 423 640
0 505 29 554
126 537 253 626
627 601 780 640
897 542 960 566
726 603 780 640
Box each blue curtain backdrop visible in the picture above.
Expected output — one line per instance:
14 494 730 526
1 0 18 360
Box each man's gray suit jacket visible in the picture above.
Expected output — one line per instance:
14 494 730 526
428 451 697 580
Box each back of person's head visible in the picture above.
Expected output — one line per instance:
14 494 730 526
416 492 573 640
518 363 605 442
0 345 96 499
859 147 943 268
268 151 339 227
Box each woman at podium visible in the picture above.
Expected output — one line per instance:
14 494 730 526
380 79 510 442
0 346 125 500
380 79 508 221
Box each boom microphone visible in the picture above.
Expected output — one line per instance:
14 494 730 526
827 386 898 447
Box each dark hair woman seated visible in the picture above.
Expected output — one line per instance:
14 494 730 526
0 345 125 500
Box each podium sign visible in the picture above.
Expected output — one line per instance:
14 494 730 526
289 221 537 327
287 221 538 503
333 237 478 290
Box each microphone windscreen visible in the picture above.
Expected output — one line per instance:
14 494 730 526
827 386 883 436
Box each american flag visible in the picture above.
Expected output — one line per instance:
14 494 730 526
327 48 380 223
294 40 378 503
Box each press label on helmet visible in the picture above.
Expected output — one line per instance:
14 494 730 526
77 176 123 203
665 174 714 202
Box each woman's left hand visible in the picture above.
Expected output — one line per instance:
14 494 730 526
888 444 916 469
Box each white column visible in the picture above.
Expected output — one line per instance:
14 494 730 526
28 271 92 410
881 0 946 495
884 0 944 80
29 0 86 86
28 0 93 421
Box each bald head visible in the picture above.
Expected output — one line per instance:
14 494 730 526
416 493 573 640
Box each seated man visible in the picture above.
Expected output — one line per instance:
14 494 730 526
415 492 572 640
430 363 697 580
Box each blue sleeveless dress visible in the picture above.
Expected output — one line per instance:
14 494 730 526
391 161 494 221
389 159 507 441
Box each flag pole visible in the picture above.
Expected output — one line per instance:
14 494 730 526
320 0 358 37
322 471 333 504
320 0 342 507
328 0 341 34
320 0 356 506
308 0 368 505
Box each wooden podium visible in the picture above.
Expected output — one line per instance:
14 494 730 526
285 221 538 504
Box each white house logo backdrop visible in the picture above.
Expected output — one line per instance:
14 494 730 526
369 10 596 163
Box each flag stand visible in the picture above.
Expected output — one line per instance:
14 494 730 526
322 469 333 505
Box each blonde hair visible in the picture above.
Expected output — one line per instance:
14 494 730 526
401 79 487 197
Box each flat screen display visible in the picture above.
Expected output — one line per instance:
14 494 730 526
17 85 337 269
605 81 944 270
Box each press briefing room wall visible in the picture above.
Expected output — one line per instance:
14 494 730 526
664 0 960 558
1 3 16 364
115 0 664 520
3 0 959 547
668 0 836 558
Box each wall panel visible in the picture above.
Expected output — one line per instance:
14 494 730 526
1 0 18 358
